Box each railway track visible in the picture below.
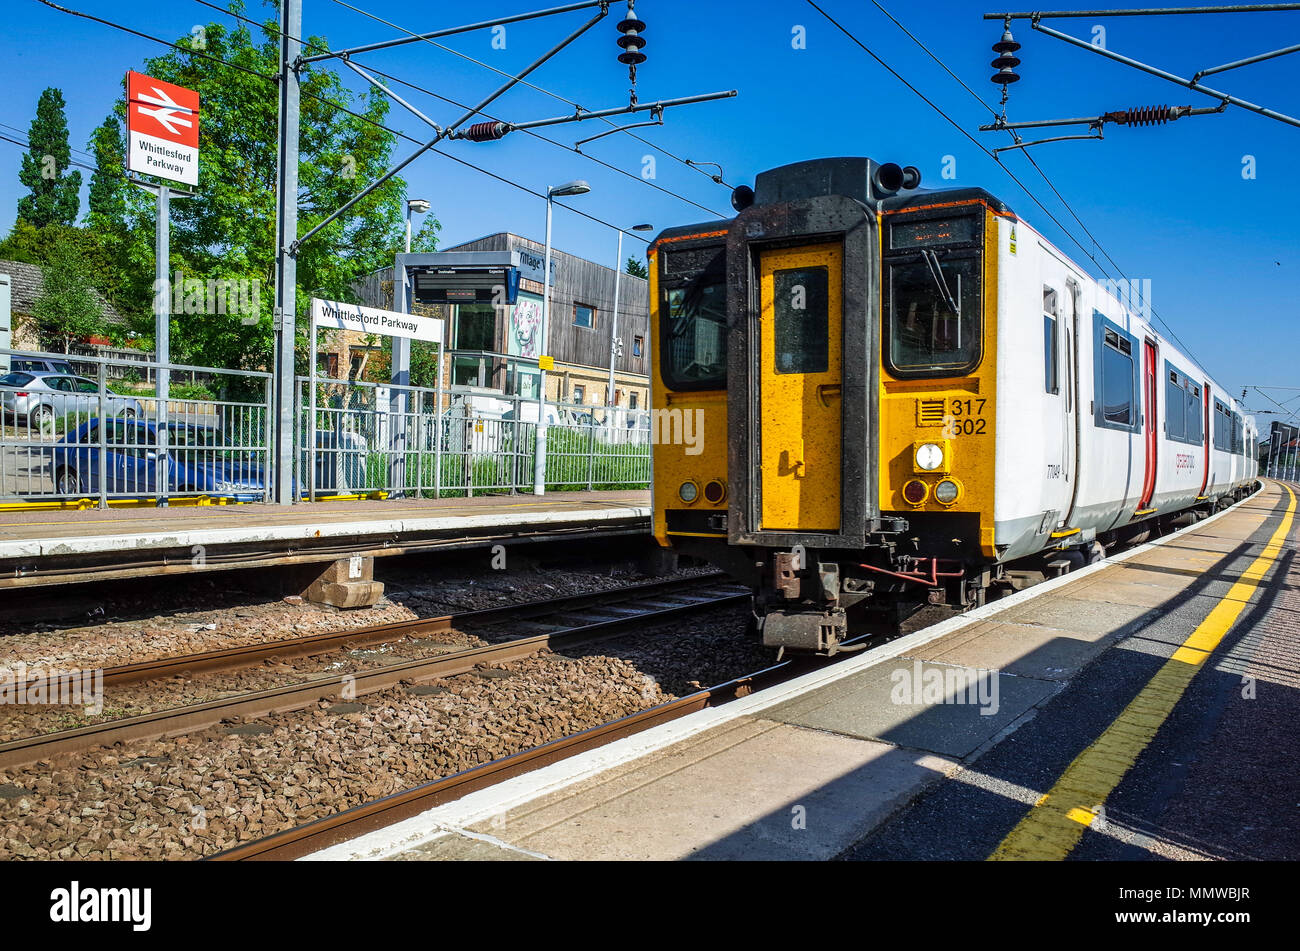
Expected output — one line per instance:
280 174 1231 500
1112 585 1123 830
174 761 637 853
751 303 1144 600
0 574 747 772
211 484 1274 861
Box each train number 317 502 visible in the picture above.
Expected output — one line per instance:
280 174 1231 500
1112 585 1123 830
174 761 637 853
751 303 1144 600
942 398 987 438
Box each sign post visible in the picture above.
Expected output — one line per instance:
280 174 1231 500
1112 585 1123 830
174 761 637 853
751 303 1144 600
310 298 444 498
127 71 200 507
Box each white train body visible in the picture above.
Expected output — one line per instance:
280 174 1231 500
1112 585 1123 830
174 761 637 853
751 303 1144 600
992 216 1256 561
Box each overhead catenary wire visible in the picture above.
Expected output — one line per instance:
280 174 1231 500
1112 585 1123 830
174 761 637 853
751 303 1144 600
813 0 1206 369
325 0 735 189
32 0 659 245
0 132 99 173
869 0 1208 368
190 0 729 220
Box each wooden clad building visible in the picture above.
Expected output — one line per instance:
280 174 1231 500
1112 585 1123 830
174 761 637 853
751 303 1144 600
438 232 651 409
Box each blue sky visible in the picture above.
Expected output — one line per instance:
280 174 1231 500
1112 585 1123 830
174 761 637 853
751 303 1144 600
1 0 1297 406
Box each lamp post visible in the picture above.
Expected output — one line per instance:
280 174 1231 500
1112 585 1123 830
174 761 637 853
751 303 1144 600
608 223 653 410
533 180 590 494
406 198 430 253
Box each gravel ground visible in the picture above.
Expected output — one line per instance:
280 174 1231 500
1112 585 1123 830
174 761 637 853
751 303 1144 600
0 628 487 742
0 603 754 860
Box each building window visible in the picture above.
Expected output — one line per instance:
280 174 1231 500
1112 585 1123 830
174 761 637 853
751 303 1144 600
571 384 585 403
633 335 643 357
573 303 596 329
629 392 639 409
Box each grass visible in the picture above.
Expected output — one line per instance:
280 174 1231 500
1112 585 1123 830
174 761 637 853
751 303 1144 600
303 424 650 498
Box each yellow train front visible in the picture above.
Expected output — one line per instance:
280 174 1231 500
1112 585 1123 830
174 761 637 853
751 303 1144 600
650 156 1002 655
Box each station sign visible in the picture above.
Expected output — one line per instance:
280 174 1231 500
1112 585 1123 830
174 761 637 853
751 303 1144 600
126 71 200 187
311 298 444 344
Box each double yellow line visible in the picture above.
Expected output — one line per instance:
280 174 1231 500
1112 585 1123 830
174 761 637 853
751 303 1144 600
990 484 1296 861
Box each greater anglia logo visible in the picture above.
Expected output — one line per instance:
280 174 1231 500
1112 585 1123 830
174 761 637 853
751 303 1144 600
49 882 151 932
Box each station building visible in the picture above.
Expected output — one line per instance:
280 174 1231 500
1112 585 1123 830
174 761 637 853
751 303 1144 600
330 233 650 411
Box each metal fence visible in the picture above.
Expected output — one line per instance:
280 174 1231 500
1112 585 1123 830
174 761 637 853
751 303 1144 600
0 347 272 506
297 375 650 499
0 346 650 507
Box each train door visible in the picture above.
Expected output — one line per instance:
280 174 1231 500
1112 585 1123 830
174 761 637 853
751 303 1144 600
1199 380 1212 496
1043 283 1072 526
1062 278 1083 527
757 243 843 532
1137 339 1158 511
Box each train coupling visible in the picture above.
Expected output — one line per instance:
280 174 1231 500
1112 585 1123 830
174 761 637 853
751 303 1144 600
757 551 850 655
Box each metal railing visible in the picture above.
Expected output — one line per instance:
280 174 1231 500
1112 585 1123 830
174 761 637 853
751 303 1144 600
0 347 272 507
296 375 650 498
0 346 650 507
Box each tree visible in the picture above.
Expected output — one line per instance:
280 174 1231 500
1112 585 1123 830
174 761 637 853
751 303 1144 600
625 256 648 279
106 8 409 371
87 117 129 232
17 88 82 227
31 242 105 353
409 214 441 253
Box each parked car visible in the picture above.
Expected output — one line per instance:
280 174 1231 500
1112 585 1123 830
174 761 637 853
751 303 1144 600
6 356 75 376
49 419 267 501
0 372 144 429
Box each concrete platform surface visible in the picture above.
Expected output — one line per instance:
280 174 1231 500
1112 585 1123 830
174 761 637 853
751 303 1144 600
308 481 1296 862
0 490 650 587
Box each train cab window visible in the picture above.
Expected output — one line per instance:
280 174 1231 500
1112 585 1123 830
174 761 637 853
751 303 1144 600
773 267 829 374
1043 287 1059 395
660 244 727 390
1099 328 1135 427
886 255 981 376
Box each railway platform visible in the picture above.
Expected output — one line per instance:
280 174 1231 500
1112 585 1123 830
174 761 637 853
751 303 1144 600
0 490 650 591
309 480 1298 862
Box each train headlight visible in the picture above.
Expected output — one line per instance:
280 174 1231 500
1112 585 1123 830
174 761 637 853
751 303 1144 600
934 479 962 505
915 442 945 472
678 481 699 504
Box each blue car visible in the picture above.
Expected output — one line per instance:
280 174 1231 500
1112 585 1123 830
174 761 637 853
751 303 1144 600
49 419 268 501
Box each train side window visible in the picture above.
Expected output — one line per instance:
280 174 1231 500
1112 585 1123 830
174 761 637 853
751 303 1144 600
773 267 829 374
1166 372 1185 440
1099 330 1134 427
1044 315 1059 394
1186 386 1202 443
1043 286 1059 395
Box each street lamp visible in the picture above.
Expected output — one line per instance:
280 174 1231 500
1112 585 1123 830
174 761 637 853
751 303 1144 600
406 198 430 253
534 180 590 494
608 223 653 408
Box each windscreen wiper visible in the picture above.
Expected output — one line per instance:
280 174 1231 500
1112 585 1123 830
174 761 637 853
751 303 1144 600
922 249 961 319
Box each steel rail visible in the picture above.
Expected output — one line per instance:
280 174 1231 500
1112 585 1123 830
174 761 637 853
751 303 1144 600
10 572 726 692
0 578 744 771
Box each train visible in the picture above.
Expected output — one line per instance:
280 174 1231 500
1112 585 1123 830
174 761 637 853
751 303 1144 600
648 156 1258 655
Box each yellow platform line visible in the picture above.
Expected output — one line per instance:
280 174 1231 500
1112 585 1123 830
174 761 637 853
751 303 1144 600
989 484 1296 861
